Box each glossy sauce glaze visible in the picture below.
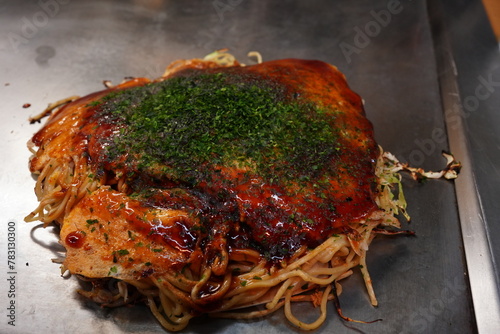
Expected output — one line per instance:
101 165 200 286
32 59 378 266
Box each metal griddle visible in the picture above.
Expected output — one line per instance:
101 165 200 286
1 1 499 333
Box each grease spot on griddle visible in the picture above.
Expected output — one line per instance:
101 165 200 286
35 45 56 67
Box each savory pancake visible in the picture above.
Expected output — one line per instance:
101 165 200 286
26 51 460 331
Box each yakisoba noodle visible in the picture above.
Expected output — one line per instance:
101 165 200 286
26 50 461 331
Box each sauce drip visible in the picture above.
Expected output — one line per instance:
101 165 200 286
65 231 86 248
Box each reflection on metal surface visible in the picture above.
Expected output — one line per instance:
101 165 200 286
429 0 500 332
